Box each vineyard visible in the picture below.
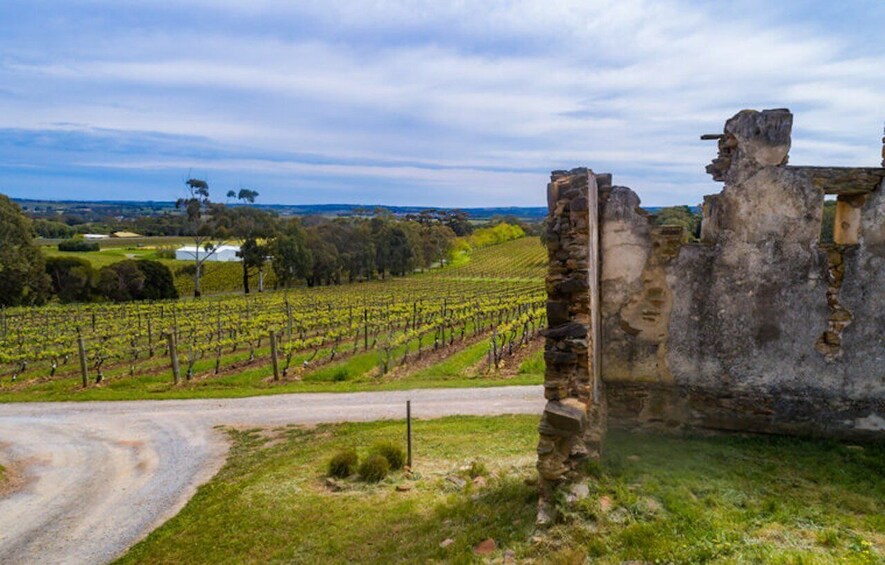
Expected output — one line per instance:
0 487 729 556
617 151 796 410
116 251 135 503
0 237 547 401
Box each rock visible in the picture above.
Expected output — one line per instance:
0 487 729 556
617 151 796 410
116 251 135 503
439 538 454 548
546 300 570 326
599 495 613 513
324 478 343 492
473 538 497 555
609 507 630 524
567 482 590 503
542 322 588 340
395 483 413 492
446 476 467 489
539 399 586 435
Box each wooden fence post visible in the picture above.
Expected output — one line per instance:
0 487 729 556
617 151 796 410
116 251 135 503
406 400 413 469
270 330 280 381
77 335 88 388
166 332 180 384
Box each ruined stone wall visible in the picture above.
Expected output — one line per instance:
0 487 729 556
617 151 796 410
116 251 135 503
600 109 885 438
536 169 605 524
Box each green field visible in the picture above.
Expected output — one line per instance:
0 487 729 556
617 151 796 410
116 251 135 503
1 238 547 401
118 416 885 564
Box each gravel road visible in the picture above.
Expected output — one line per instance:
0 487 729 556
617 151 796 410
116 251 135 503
0 385 543 565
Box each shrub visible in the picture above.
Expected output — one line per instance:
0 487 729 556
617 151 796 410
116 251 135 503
370 441 405 470
358 454 390 483
58 239 100 252
136 259 178 300
45 256 95 303
328 449 358 478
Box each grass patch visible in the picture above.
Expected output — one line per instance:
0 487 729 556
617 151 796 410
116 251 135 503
117 417 885 564
517 347 544 375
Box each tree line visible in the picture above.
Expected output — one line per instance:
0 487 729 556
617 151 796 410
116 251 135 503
0 183 530 307
173 179 529 298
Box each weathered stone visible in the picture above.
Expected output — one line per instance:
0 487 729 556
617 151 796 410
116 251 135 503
473 538 497 555
541 399 586 433
546 301 570 326
542 322 587 340
543 349 577 367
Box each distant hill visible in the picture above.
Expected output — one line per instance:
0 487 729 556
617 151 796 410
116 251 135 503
13 198 551 221
12 198 696 222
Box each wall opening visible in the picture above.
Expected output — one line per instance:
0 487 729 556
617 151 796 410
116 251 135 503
819 194 837 245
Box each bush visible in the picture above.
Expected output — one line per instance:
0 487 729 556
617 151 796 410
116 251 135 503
45 256 95 303
97 260 145 302
358 454 389 483
328 449 358 478
136 259 178 300
58 238 100 252
33 219 75 239
370 441 405 470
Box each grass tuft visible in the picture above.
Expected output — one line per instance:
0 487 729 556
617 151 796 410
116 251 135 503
358 454 390 483
328 449 358 478
369 441 405 471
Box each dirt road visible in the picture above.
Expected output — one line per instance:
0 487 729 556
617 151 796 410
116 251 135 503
0 386 543 565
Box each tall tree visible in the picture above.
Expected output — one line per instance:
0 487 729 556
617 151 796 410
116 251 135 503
223 189 274 294
0 194 50 306
45 256 94 303
176 178 223 298
269 219 312 289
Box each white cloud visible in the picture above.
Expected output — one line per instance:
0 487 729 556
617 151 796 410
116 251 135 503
1 0 883 205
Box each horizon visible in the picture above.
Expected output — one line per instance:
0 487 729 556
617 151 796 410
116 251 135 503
1 1 884 207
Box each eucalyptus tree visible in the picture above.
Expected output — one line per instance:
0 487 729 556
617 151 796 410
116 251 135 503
176 178 226 298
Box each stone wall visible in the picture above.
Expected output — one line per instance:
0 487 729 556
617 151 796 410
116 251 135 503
536 169 605 524
537 109 885 522
598 109 885 438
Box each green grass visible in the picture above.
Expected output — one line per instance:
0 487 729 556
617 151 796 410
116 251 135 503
517 347 544 376
116 416 885 564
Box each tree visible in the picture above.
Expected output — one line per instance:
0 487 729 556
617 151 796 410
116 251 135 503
0 194 51 306
226 189 272 294
305 227 341 286
176 178 224 298
374 224 414 278
269 219 312 288
136 260 178 300
96 260 146 302
45 256 94 303
33 219 75 239
654 205 701 241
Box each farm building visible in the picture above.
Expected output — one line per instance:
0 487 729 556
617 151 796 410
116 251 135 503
83 233 110 240
111 231 141 238
175 244 241 262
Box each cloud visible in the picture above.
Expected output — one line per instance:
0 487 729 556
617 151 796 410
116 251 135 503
0 0 883 206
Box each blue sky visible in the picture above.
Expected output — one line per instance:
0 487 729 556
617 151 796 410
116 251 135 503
1 0 883 207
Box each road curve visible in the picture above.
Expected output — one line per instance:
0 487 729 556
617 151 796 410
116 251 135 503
0 385 543 565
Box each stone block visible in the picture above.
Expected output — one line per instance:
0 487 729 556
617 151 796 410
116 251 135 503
546 300 570 326
542 322 588 340
541 399 587 434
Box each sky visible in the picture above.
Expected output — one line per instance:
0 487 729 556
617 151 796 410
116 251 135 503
1 1 883 207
